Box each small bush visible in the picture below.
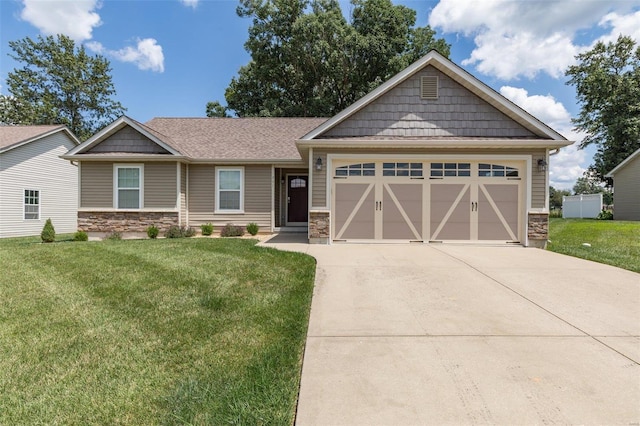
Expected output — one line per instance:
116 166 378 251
549 209 563 218
73 231 88 241
246 222 259 236
596 210 613 220
220 223 244 237
165 225 196 238
200 223 214 236
40 218 56 243
106 231 122 241
147 225 159 239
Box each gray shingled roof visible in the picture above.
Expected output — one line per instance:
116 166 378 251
0 125 67 152
145 117 328 160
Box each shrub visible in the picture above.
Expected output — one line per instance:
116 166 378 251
40 218 55 243
200 223 214 236
147 225 159 239
73 231 88 241
549 209 563 218
220 223 244 237
106 231 122 241
596 210 613 220
165 225 196 238
246 222 259 236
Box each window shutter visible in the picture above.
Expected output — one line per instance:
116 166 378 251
421 76 438 100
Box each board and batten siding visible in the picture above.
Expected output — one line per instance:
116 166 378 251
323 66 537 139
312 148 545 209
613 155 640 220
0 132 78 237
188 164 272 229
80 161 177 209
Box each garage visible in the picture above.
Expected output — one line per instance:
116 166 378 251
332 158 524 243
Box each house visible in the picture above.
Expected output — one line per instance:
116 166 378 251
0 125 80 238
605 147 640 220
63 51 571 246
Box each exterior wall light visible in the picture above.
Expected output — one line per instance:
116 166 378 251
537 158 547 172
316 157 323 171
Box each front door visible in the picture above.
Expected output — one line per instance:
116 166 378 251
286 175 308 225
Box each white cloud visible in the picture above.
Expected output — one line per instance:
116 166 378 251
20 0 102 42
429 0 640 80
597 10 640 43
180 0 199 8
499 85 588 189
111 38 165 73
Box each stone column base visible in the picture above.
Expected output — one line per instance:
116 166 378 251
309 210 330 244
528 212 549 248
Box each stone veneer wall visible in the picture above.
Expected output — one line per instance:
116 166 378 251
527 212 549 248
309 211 330 244
78 211 179 233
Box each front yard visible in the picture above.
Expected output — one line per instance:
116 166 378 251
0 236 316 424
548 218 640 273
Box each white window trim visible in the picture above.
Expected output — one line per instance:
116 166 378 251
113 164 144 209
23 188 40 220
215 166 244 213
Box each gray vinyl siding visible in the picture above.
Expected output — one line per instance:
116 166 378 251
323 66 537 139
188 164 272 229
613 155 640 220
312 148 545 209
180 163 187 225
80 162 113 208
0 132 78 237
80 161 178 209
144 162 177 208
87 126 170 154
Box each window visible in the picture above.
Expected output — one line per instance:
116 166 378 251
383 162 423 177
216 167 244 212
115 165 143 209
479 163 519 177
335 163 375 177
24 189 39 220
430 162 471 177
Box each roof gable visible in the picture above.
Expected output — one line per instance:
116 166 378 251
0 125 79 154
303 50 566 141
605 147 640 177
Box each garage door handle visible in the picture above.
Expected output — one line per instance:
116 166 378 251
471 201 478 211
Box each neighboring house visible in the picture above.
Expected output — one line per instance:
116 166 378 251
605 147 640 220
63 51 570 246
0 125 80 238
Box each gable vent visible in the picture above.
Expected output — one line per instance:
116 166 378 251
421 76 438 100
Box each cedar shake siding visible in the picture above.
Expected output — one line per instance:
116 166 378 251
80 161 178 209
188 164 272 230
323 66 538 139
87 126 170 154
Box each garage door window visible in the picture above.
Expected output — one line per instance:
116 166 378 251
383 162 423 177
430 162 471 177
335 163 375 177
479 163 519 177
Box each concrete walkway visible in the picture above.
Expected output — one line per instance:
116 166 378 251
260 238 640 425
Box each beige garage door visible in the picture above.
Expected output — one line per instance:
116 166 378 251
332 160 523 243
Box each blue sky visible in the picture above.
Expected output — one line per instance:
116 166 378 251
1 0 640 189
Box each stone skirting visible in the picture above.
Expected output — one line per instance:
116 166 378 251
528 212 549 248
309 211 330 244
78 211 179 233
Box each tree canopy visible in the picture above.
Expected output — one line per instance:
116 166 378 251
216 0 450 117
4 34 126 140
565 35 640 179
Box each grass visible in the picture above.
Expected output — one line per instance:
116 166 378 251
548 218 640 273
0 236 316 425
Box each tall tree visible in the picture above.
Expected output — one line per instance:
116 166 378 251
206 101 230 117
549 186 571 210
572 170 613 205
218 0 450 117
6 35 126 140
565 35 640 179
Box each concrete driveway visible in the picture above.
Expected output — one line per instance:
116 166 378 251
260 238 640 425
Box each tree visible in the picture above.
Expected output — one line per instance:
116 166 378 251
565 35 640 179
6 35 126 140
549 186 571 210
205 101 230 118
572 170 613 205
216 0 450 117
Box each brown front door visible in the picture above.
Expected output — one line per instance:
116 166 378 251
287 175 308 224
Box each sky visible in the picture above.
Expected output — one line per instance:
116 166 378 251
1 0 640 190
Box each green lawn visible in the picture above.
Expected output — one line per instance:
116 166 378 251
548 218 640 273
0 236 316 425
